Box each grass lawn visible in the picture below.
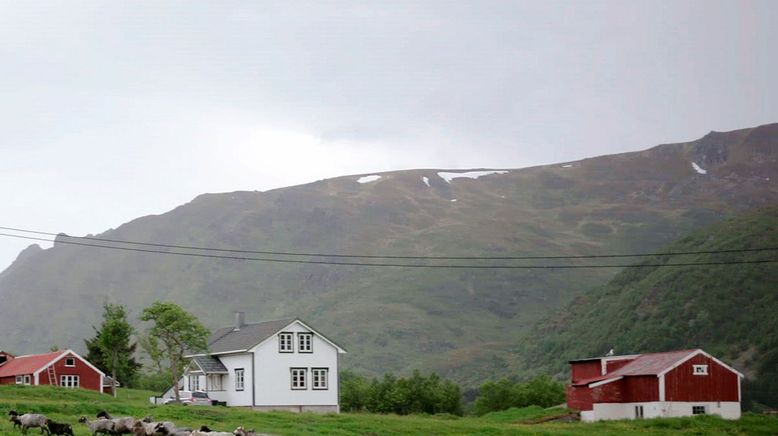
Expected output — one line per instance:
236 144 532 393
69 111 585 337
0 386 777 435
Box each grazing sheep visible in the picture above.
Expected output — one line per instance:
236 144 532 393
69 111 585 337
17 413 50 435
96 411 112 420
46 420 74 436
79 416 115 436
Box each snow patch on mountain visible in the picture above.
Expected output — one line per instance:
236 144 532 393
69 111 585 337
437 170 508 183
357 175 382 184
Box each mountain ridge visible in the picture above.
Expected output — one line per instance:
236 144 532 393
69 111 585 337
1 122 777 386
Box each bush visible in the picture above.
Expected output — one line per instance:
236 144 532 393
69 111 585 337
133 371 172 392
340 370 462 415
473 375 564 415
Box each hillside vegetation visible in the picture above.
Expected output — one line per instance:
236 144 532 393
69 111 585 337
521 206 778 406
1 123 777 385
1 386 777 435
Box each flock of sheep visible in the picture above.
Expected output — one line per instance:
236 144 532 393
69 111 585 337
8 410 266 436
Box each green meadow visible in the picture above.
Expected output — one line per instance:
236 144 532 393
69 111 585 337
1 386 777 435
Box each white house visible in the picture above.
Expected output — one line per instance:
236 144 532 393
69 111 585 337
172 313 346 413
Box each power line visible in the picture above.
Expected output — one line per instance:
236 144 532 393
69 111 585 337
1 232 776 269
1 225 777 260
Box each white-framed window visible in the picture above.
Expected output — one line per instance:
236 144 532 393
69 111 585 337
61 375 79 388
207 374 223 391
291 368 307 390
189 375 200 391
693 365 709 375
235 368 244 391
15 375 31 385
298 333 313 353
634 405 644 419
64 357 75 367
312 368 328 390
279 332 294 353
692 405 706 415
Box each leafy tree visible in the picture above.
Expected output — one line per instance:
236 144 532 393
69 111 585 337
84 303 141 393
139 301 210 401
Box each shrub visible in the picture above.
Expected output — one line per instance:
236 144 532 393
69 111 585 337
473 375 564 415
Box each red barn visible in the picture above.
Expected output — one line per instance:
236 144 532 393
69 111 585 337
0 349 107 393
566 349 743 422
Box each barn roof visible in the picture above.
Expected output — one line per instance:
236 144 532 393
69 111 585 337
572 349 743 386
0 351 64 377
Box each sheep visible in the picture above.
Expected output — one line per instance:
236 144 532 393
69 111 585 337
177 426 231 436
111 416 139 434
132 419 182 436
152 421 183 435
96 411 112 420
17 413 50 435
46 420 74 436
189 430 232 436
231 427 257 436
9 414 22 430
132 420 156 436
78 416 115 436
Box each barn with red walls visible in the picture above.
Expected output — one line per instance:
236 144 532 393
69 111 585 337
566 349 743 422
0 350 105 393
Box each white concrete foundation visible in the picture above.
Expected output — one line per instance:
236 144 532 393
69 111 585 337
589 401 740 421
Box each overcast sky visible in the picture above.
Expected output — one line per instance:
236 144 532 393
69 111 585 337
1 0 777 270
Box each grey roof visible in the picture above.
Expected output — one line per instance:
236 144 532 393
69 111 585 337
192 355 228 374
207 318 296 354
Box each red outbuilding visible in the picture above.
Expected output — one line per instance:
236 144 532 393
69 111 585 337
566 349 743 422
0 349 107 394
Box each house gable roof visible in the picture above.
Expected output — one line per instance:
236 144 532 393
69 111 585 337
205 318 297 354
192 317 347 356
249 319 347 354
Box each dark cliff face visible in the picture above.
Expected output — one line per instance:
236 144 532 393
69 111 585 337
1 123 777 385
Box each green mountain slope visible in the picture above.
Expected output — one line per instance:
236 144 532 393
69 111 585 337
520 206 778 404
1 123 777 386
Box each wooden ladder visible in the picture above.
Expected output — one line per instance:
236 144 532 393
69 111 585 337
47 365 57 386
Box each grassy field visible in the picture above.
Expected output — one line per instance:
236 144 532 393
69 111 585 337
1 386 777 435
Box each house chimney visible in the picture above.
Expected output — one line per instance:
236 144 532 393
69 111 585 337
234 311 246 330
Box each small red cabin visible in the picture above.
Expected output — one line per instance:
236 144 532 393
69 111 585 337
0 349 107 393
566 349 743 422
